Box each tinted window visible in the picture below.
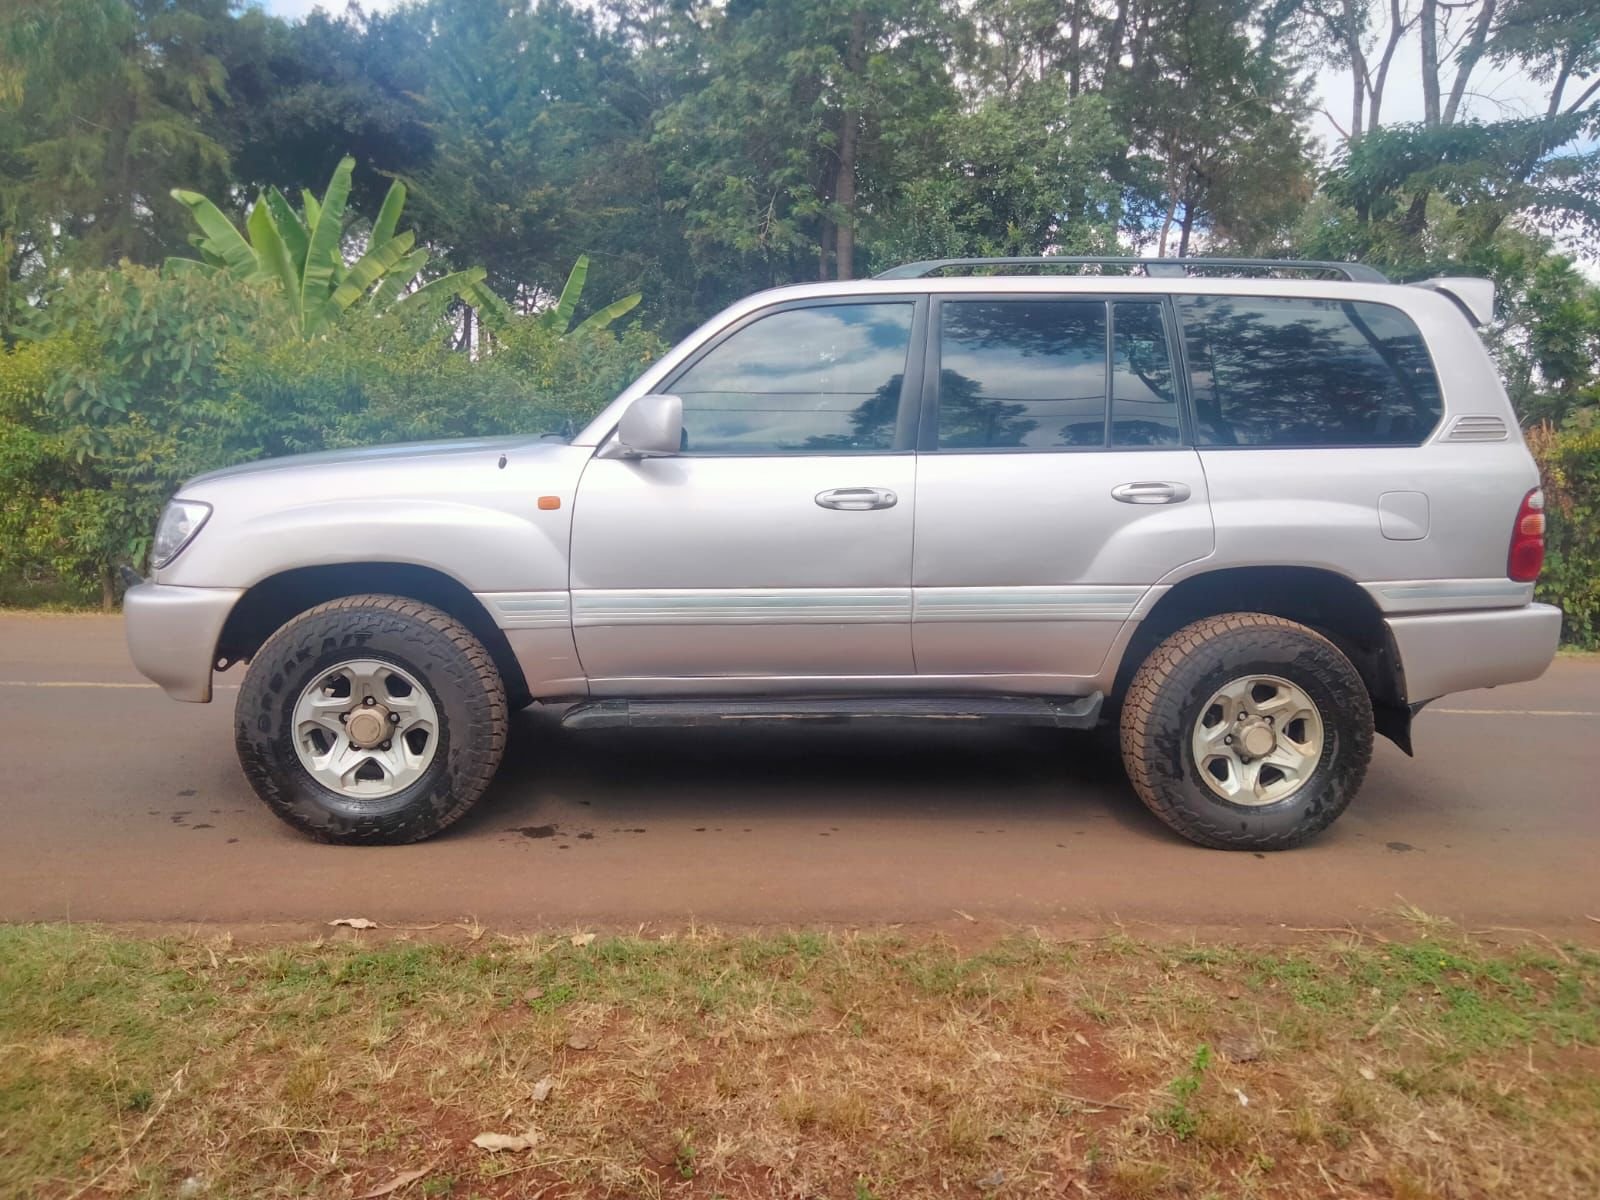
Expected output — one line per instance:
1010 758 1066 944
938 300 1107 448
1111 302 1180 446
1178 296 1443 447
670 302 913 454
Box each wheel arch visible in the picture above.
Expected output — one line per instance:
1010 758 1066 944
215 562 531 709
1113 565 1411 752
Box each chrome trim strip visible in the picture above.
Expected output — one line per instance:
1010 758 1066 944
914 585 1144 623
1364 579 1534 614
479 591 572 630
572 588 911 626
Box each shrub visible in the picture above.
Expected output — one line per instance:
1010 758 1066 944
1529 425 1600 647
1 261 665 607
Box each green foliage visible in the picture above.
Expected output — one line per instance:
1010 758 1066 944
168 155 491 337
0 260 665 603
1530 426 1600 647
1156 1044 1213 1140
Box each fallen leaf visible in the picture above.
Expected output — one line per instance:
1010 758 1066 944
530 1076 556 1103
357 1166 430 1198
1424 1126 1445 1144
566 1033 595 1050
976 1168 1005 1189
1358 1066 1377 1081
570 932 595 948
329 918 378 930
953 909 977 923
523 986 545 1002
1073 1032 1090 1048
471 1130 538 1152
1234 1088 1250 1107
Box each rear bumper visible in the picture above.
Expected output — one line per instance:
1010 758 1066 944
124 582 243 702
1387 603 1562 704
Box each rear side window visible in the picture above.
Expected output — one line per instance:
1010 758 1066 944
936 298 1180 449
1177 296 1442 447
670 302 914 454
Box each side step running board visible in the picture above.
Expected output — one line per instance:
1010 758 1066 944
559 693 1103 731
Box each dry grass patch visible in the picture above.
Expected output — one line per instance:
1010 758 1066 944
1 925 1597 1198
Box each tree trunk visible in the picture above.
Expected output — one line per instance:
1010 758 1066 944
1419 0 1440 126
832 9 867 280
1444 0 1496 126
1177 198 1197 258
1067 0 1082 97
1345 0 1364 140
101 568 115 613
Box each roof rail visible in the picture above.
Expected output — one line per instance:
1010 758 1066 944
874 256 1390 284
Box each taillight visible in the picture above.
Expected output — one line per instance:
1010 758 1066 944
1507 488 1545 582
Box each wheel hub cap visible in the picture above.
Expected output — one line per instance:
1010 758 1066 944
1191 674 1324 807
291 659 439 799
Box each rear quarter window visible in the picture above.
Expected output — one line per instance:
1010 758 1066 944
1177 295 1443 447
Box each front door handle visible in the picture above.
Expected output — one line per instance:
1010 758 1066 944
815 487 898 511
1111 481 1192 505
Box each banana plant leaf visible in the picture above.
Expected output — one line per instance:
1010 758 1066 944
300 156 355 336
327 231 417 314
538 254 589 332
571 291 642 334
370 248 430 309
263 188 309 279
247 198 300 298
170 189 257 280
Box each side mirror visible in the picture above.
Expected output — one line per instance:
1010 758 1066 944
613 393 683 458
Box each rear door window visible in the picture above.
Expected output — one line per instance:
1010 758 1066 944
1176 295 1442 447
935 298 1181 450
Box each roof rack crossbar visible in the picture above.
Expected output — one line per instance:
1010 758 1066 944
875 256 1389 284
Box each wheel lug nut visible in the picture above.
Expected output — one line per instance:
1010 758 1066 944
363 696 375 706
339 712 348 723
1224 735 1234 745
380 740 391 750
388 712 400 724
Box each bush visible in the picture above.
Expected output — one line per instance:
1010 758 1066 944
1529 425 1600 647
0 262 666 607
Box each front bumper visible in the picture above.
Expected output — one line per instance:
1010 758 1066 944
1387 603 1563 704
124 582 244 702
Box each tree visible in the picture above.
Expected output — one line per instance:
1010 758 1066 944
0 0 233 278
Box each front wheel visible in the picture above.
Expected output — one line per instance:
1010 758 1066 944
1119 613 1373 850
235 595 508 844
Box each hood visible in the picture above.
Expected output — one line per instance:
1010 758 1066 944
187 436 544 486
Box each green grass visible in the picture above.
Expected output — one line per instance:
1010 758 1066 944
1 925 1598 1198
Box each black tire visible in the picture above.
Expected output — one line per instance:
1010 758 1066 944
236 595 507 844
1119 613 1373 850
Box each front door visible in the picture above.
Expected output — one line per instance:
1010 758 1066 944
912 294 1214 688
571 298 925 689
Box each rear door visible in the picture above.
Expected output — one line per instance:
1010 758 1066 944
911 294 1214 686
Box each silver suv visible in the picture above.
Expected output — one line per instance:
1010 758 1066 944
124 257 1561 850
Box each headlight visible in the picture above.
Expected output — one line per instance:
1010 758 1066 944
151 499 212 568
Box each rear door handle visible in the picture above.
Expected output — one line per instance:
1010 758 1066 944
815 487 898 511
1111 481 1192 505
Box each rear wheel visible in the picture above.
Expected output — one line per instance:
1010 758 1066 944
235 595 507 844
1119 613 1373 850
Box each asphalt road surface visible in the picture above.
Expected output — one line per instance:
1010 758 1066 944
3 613 1597 934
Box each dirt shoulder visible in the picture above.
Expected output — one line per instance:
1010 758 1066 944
4 924 1596 1199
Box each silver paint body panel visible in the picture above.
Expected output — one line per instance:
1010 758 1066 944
127 272 1558 711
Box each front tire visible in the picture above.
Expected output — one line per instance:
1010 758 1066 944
236 595 508 844
1119 613 1373 850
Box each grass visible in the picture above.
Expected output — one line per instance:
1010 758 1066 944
1 926 1598 1198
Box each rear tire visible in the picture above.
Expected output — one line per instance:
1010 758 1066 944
236 595 507 844
1119 613 1373 850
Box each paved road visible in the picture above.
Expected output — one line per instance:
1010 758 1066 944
2 613 1597 934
